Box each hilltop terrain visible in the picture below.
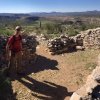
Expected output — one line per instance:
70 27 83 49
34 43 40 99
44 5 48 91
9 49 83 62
10 40 99 100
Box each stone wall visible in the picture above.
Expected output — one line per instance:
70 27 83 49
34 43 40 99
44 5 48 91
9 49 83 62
47 27 100 55
0 34 38 70
74 27 100 49
47 35 76 55
70 54 100 100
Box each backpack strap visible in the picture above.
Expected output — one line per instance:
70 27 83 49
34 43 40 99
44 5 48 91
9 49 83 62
8 35 22 49
12 35 15 45
19 35 22 41
12 35 22 45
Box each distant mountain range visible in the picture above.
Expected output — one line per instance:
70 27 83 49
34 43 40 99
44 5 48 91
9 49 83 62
0 10 100 17
29 10 100 17
0 13 29 17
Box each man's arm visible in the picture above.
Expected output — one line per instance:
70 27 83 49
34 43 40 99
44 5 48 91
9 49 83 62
6 36 13 60
6 43 10 60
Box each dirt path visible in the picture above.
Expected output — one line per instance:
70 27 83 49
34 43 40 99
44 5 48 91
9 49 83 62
12 42 92 100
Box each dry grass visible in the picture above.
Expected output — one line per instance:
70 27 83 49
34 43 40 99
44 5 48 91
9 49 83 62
62 49 100 85
12 43 100 100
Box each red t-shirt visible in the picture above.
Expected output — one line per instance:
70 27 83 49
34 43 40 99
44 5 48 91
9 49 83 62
7 35 22 52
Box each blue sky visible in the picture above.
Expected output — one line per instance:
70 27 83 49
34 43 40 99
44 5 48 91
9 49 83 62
0 0 100 13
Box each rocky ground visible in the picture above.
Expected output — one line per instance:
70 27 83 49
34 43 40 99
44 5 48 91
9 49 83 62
11 41 100 100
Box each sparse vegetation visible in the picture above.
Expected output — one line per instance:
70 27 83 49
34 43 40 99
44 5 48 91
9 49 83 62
0 27 14 36
85 62 97 71
1 15 100 37
1 13 100 100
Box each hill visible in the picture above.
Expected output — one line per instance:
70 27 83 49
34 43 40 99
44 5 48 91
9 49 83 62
29 10 100 17
0 10 100 17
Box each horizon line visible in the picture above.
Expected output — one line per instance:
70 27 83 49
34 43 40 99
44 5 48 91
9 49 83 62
0 10 99 14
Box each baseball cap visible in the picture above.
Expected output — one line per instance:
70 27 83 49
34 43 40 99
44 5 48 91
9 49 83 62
15 26 22 31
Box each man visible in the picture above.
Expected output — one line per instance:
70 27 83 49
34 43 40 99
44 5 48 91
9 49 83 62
6 26 24 76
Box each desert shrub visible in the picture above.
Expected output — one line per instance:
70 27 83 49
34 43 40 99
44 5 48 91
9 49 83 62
66 26 79 36
0 28 13 36
85 62 97 71
42 23 62 34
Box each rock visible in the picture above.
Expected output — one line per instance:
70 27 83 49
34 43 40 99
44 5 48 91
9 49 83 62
0 35 9 71
70 92 82 100
47 35 76 54
92 85 100 99
22 34 39 62
81 95 92 100
76 46 85 51
70 55 100 100
85 80 98 95
86 87 93 95
39 34 48 40
91 67 100 82
77 27 100 49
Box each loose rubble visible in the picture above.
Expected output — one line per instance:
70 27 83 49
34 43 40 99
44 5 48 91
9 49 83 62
0 35 9 70
22 34 38 54
47 35 76 55
21 34 39 65
74 27 100 49
47 27 100 55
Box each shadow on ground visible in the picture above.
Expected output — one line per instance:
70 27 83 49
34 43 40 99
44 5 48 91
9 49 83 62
0 72 17 100
18 76 72 100
92 85 100 99
8 55 70 100
24 54 59 74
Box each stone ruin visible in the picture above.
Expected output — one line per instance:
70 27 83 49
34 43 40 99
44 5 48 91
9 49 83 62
21 34 39 66
47 35 76 55
74 27 100 49
22 34 38 54
70 54 100 100
0 34 38 71
47 27 100 55
0 35 9 70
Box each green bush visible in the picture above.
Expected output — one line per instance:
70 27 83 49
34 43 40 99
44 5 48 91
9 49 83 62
66 26 79 36
85 62 97 71
0 28 13 36
42 23 62 34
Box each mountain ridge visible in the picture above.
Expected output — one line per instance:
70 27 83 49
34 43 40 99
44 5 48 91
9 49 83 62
0 10 100 17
